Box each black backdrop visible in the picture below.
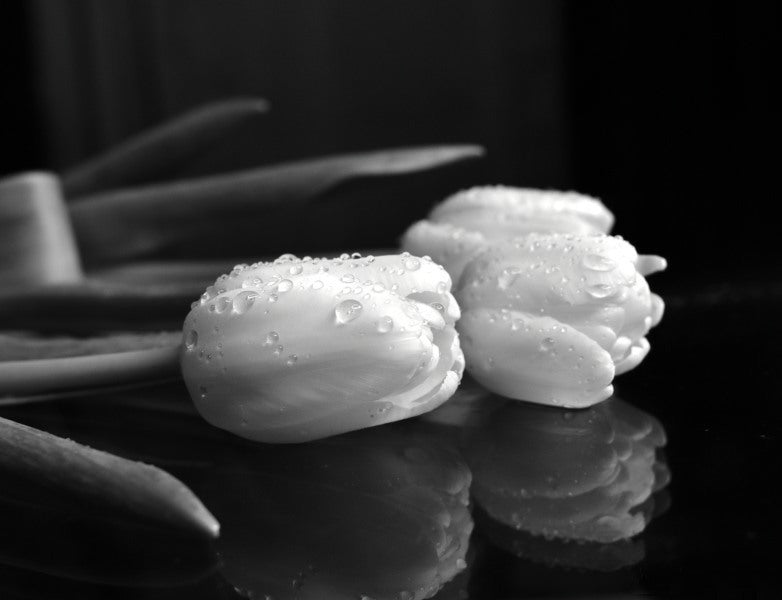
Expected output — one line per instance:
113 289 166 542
1 1 779 278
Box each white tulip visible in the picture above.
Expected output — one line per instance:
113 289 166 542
401 186 614 281
456 233 666 407
180 253 464 443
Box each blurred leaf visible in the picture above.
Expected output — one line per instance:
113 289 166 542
0 415 219 539
70 145 484 265
63 99 269 197
0 281 196 334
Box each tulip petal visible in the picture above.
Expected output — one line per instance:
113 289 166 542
400 220 489 283
459 308 614 408
637 254 667 277
614 337 650 375
429 187 615 236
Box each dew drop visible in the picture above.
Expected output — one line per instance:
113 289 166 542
273 345 284 357
430 302 445 313
277 279 293 293
263 331 279 346
286 354 298 366
539 337 556 352
436 281 448 294
587 283 614 298
583 253 617 272
184 330 198 350
377 316 394 333
215 296 231 314
404 257 421 271
498 266 521 290
340 274 355 283
232 291 258 314
289 264 303 275
268 293 279 303
311 280 324 290
335 299 363 324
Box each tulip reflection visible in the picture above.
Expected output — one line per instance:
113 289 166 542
464 396 669 548
196 420 473 600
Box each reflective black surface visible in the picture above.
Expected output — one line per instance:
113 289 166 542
1 278 779 599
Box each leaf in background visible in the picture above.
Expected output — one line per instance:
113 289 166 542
0 416 219 539
0 281 197 334
62 98 269 197
69 145 484 265
0 331 181 399
0 172 83 286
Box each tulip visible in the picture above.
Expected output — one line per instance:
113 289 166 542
456 233 666 407
180 252 464 443
401 186 614 281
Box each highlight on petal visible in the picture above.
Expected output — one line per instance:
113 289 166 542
463 396 669 544
180 252 463 443
455 233 666 407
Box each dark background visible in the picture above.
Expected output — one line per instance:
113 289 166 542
2 0 779 281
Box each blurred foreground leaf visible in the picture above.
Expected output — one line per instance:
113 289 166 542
0 415 219 539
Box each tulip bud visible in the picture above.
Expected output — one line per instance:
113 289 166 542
180 253 464 443
401 186 614 281
456 233 666 407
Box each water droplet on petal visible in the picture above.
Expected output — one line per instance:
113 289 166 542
587 283 614 298
377 316 394 333
216 297 232 313
263 331 279 346
268 293 279 303
289 264 303 275
430 302 445 313
498 266 521 290
539 337 555 352
404 257 421 271
311 280 324 290
277 279 293 293
436 281 448 294
583 253 617 271
340 274 355 283
232 291 258 314
335 300 363 324
273 345 284 357
184 330 198 350
286 354 298 366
